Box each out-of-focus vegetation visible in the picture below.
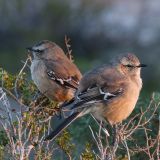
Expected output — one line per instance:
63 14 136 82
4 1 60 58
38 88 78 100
0 0 160 93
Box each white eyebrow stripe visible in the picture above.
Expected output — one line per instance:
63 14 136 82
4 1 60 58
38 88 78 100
33 45 45 51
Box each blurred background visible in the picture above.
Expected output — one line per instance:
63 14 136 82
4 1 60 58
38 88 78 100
0 0 160 159
0 0 160 94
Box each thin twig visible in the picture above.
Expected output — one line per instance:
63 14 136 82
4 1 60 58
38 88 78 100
123 139 131 160
14 57 30 99
64 35 74 62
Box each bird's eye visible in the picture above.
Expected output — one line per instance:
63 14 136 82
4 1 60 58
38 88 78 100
125 64 134 68
35 49 43 53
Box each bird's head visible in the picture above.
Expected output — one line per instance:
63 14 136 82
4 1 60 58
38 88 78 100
27 40 60 59
115 53 147 76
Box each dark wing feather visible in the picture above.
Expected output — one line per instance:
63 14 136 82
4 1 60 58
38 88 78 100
44 112 80 141
45 59 80 90
71 86 123 110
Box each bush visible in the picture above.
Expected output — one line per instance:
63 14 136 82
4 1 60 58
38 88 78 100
0 59 159 160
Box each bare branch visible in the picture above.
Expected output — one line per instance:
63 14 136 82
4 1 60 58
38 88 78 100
14 57 31 99
64 35 74 62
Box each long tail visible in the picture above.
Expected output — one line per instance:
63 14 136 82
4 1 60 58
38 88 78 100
44 112 81 141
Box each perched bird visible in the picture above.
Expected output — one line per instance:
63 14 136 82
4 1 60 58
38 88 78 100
27 40 82 102
44 53 146 141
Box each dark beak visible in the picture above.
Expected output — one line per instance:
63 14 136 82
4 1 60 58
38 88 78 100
137 64 147 68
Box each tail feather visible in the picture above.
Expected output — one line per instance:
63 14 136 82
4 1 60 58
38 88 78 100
44 112 80 141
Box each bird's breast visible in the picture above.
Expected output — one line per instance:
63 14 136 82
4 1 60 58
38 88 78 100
103 81 141 125
31 60 46 88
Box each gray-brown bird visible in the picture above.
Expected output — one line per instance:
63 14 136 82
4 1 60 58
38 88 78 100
27 40 82 102
45 53 146 141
